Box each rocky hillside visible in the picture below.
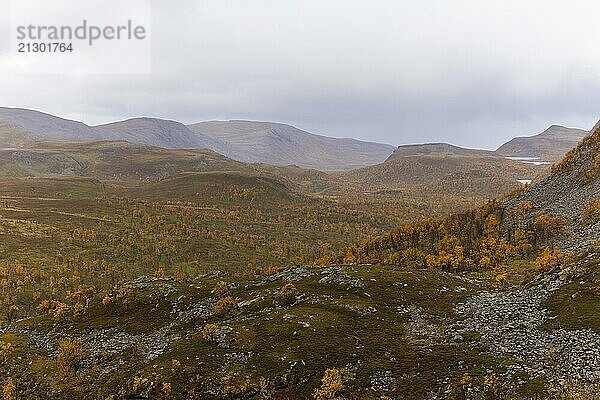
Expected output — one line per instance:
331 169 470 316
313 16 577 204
329 120 599 271
1 248 598 399
505 120 600 251
188 120 395 171
496 124 589 161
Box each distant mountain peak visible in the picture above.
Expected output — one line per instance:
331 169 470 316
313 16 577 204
496 125 589 161
99 116 179 125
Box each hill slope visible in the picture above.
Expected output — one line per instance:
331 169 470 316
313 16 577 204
94 118 231 152
0 140 251 182
0 108 94 142
496 124 589 161
338 142 545 199
334 120 600 268
505 120 600 250
386 142 495 160
188 120 395 170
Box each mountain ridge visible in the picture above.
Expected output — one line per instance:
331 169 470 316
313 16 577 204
188 120 395 170
386 142 496 161
338 140 547 200
0 107 592 172
496 124 589 161
0 108 395 171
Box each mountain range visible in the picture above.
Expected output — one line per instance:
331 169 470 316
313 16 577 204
0 108 394 171
0 107 591 174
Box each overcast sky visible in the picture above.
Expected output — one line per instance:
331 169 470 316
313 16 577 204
0 0 599 149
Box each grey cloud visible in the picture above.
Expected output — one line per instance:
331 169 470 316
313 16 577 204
0 0 599 149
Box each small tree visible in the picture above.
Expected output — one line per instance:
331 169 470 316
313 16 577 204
213 281 229 297
162 382 172 397
278 283 298 306
7 305 19 323
515 201 535 215
582 199 600 222
258 377 275 400
154 267 166 279
214 296 240 317
57 339 84 379
37 300 68 321
483 372 501 399
514 229 534 255
2 377 16 400
483 215 500 238
535 247 564 271
533 214 565 242
202 323 219 341
494 272 508 286
0 341 14 362
175 271 187 283
313 368 348 400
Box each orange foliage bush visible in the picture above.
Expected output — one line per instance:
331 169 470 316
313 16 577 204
57 339 84 379
533 214 565 242
214 296 240 317
202 323 219 341
515 201 535 215
582 198 600 222
214 281 229 297
278 283 298 306
535 247 564 271
313 368 348 400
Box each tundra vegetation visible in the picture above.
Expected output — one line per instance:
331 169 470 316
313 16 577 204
0 125 598 398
